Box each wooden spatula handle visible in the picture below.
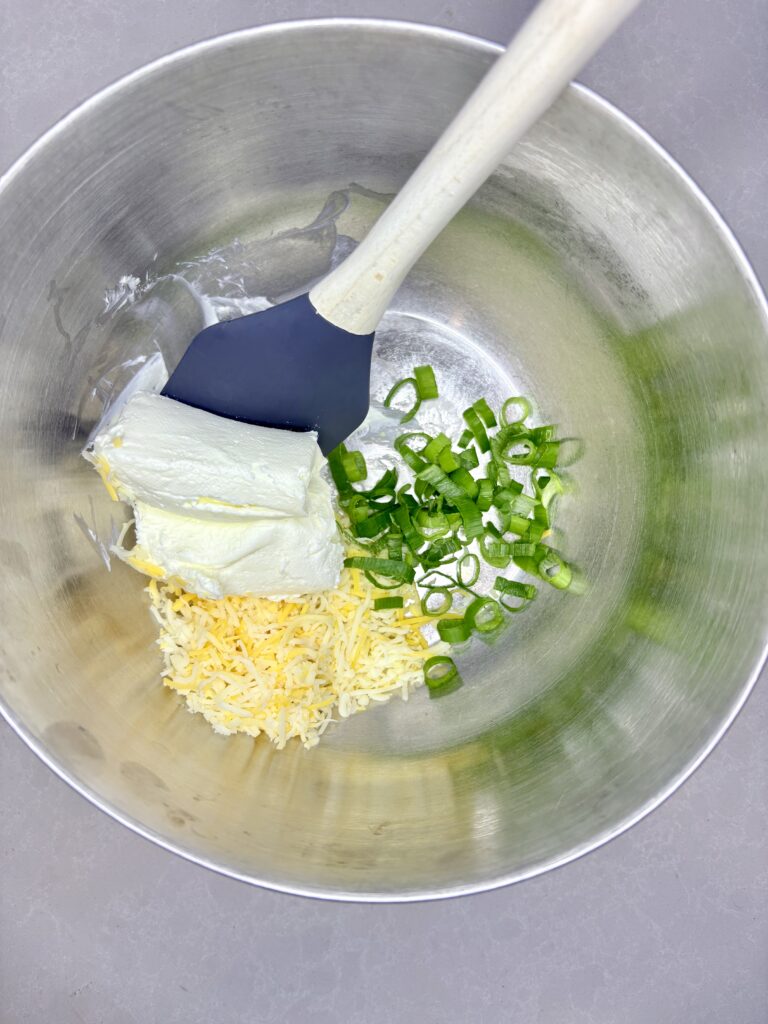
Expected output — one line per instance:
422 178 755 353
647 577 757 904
310 0 642 335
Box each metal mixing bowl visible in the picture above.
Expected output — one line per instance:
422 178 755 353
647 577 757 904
1 20 766 901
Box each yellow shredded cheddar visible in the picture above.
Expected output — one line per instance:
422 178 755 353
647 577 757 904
147 559 447 749
92 455 119 501
126 555 166 578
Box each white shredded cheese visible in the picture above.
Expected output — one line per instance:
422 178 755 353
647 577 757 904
147 558 449 749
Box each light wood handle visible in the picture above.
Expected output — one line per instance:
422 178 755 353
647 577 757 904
310 0 642 335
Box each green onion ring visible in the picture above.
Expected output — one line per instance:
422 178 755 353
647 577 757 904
501 397 532 426
420 588 453 616
385 377 421 423
457 553 480 588
464 596 505 634
423 656 463 697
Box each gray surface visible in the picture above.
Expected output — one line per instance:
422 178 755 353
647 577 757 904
0 0 766 1020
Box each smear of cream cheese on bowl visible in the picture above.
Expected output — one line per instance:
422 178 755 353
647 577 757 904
84 389 343 600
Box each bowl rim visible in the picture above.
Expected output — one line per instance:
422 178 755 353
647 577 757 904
1 16 767 903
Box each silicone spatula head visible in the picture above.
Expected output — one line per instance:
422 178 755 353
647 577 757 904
162 293 374 455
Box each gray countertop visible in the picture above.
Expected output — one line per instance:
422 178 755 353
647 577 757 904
1 2 766 1021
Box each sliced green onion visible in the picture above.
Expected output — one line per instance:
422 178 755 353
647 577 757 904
492 482 523 509
385 377 421 423
494 577 537 612
421 535 462 567
533 469 564 509
511 542 536 557
458 447 479 471
530 424 555 444
396 484 418 510
423 433 451 463
533 441 561 469
364 571 406 590
454 496 484 540
443 508 459 526
418 569 459 591
481 507 506 538
487 457 510 488
352 511 390 538
509 492 539 516
484 519 503 540
507 514 532 536
495 578 537 600
479 532 512 569
537 548 573 590
360 467 398 499
526 520 548 544
501 397 532 426
424 656 463 697
438 448 461 473
414 478 436 503
494 427 540 465
414 364 439 400
417 463 465 501
449 467 479 500
533 503 551 530
418 568 472 599
367 494 398 512
374 596 404 610
476 479 493 512
413 509 450 539
420 588 453 616
392 505 423 553
343 556 415 583
394 432 430 472
341 449 367 482
463 406 490 453
465 596 504 634
436 618 471 643
458 428 473 448
457 553 480 587
471 397 497 429
327 445 352 492
344 494 371 523
386 534 403 560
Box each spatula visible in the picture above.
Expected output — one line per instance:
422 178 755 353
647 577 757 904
162 0 641 453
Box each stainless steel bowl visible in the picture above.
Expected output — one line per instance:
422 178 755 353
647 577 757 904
1 19 766 901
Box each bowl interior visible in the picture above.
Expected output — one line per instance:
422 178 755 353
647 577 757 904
0 21 766 899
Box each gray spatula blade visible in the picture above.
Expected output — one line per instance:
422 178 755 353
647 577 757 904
162 293 374 454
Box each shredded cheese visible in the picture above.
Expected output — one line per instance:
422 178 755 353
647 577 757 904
125 554 166 578
147 558 446 749
92 454 119 502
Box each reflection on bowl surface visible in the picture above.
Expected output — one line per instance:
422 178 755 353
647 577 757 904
0 20 766 900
